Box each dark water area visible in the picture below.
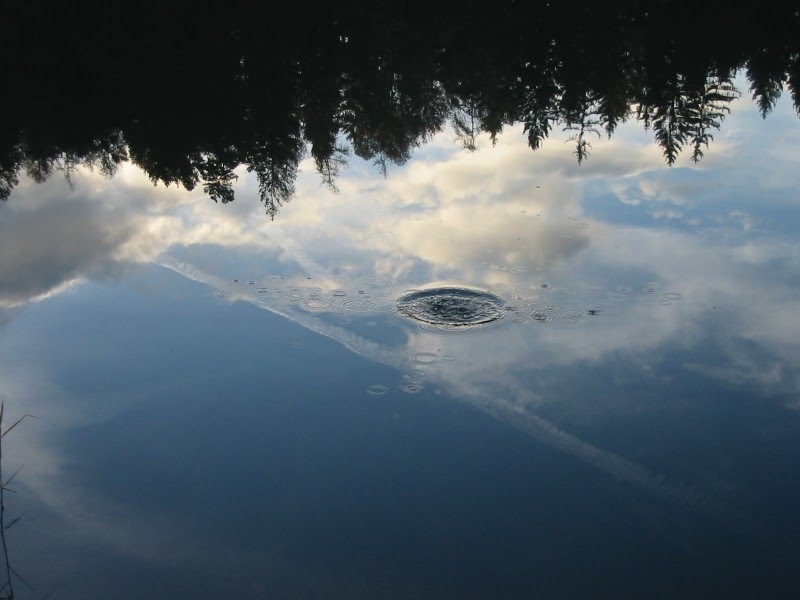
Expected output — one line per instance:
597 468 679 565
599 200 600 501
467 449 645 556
1 3 800 599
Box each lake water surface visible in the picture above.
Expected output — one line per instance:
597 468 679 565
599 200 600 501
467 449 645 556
2 33 800 598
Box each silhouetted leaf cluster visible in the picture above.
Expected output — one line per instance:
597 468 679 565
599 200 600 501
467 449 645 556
1 2 798 213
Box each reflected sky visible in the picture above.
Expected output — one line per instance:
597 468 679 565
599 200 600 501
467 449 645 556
2 78 800 597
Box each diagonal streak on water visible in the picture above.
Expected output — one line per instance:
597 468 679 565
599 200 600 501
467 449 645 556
155 254 704 508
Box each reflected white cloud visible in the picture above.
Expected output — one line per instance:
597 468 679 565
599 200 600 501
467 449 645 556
0 165 283 308
0 194 136 307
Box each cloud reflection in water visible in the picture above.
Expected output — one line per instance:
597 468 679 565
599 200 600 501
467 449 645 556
0 86 799 594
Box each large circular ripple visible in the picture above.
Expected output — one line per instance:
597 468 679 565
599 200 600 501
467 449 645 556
396 287 505 328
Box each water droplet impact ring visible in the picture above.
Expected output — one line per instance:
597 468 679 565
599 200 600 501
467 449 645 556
396 287 505 328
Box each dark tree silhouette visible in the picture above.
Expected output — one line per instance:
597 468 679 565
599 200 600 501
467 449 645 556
1 2 799 211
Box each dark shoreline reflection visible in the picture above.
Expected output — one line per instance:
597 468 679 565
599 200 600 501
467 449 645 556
1 3 799 213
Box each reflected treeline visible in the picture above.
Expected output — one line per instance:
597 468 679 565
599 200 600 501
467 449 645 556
2 2 799 213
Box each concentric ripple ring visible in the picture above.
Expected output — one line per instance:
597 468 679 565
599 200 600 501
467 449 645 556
395 287 505 328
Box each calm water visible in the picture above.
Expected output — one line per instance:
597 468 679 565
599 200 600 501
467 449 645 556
2 10 800 594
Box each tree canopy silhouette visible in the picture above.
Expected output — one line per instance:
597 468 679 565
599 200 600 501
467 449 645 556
1 2 798 214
